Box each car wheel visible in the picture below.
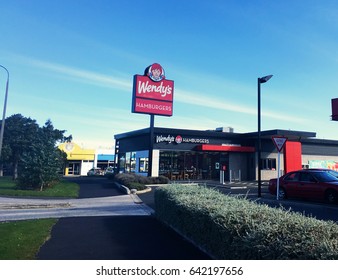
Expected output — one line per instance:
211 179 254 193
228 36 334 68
278 187 287 200
325 190 337 204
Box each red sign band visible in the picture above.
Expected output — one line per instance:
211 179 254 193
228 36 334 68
133 98 173 116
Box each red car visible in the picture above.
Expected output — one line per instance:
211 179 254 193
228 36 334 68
268 169 338 203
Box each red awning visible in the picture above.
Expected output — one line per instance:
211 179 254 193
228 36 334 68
196 144 255 152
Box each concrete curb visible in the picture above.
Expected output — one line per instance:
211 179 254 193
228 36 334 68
114 182 131 195
135 186 152 194
113 182 151 204
0 202 71 209
130 193 143 204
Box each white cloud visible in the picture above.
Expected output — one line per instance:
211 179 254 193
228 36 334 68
175 89 307 123
12 54 307 129
26 58 132 91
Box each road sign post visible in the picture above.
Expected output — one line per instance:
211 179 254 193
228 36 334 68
272 137 287 200
276 151 281 200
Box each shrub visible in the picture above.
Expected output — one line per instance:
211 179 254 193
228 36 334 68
155 184 338 259
114 173 169 189
151 175 170 184
129 182 147 191
114 173 135 187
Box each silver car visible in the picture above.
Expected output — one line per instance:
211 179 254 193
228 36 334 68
87 168 103 176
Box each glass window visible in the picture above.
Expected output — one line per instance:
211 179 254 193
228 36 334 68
284 172 299 181
159 151 175 175
261 158 276 170
130 152 136 172
125 153 131 172
312 171 338 182
119 154 126 172
299 172 315 182
159 151 222 180
139 158 148 173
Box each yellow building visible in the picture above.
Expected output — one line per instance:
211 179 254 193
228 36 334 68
58 142 95 176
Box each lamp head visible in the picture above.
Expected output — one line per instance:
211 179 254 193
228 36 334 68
259 75 273 84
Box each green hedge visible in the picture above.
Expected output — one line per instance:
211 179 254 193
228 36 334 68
154 184 338 259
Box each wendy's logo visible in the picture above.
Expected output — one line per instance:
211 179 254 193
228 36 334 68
146 63 165 82
175 135 183 144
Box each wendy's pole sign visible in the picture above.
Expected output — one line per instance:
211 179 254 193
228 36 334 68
132 63 174 176
132 63 174 116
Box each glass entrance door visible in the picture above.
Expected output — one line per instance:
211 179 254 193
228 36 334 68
68 162 80 175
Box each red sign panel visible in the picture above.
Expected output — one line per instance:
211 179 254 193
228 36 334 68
133 98 173 116
284 141 302 173
197 144 255 152
331 98 338 121
132 63 174 117
134 75 174 102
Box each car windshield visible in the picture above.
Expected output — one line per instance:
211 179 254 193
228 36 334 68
312 171 338 182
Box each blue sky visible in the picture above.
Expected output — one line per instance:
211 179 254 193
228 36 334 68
1 0 338 149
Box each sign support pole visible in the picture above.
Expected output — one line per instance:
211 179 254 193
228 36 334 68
277 151 281 200
148 114 154 177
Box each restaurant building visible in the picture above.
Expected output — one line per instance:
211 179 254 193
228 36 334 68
114 127 338 181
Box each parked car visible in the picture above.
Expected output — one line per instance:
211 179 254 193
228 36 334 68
268 169 338 203
87 167 104 176
104 166 115 176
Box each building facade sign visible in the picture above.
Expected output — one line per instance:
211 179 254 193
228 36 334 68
132 63 174 116
156 134 210 144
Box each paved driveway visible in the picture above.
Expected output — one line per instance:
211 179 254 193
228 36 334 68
0 177 153 222
34 177 210 260
0 195 153 222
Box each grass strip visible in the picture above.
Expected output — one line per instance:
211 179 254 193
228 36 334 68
0 219 57 260
0 177 79 197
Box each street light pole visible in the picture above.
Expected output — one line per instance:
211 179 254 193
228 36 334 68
257 74 273 197
0 65 9 160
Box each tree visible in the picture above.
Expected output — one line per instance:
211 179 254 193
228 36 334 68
18 119 71 190
1 114 71 190
1 114 39 179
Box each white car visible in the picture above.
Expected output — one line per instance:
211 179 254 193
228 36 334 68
87 168 103 176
